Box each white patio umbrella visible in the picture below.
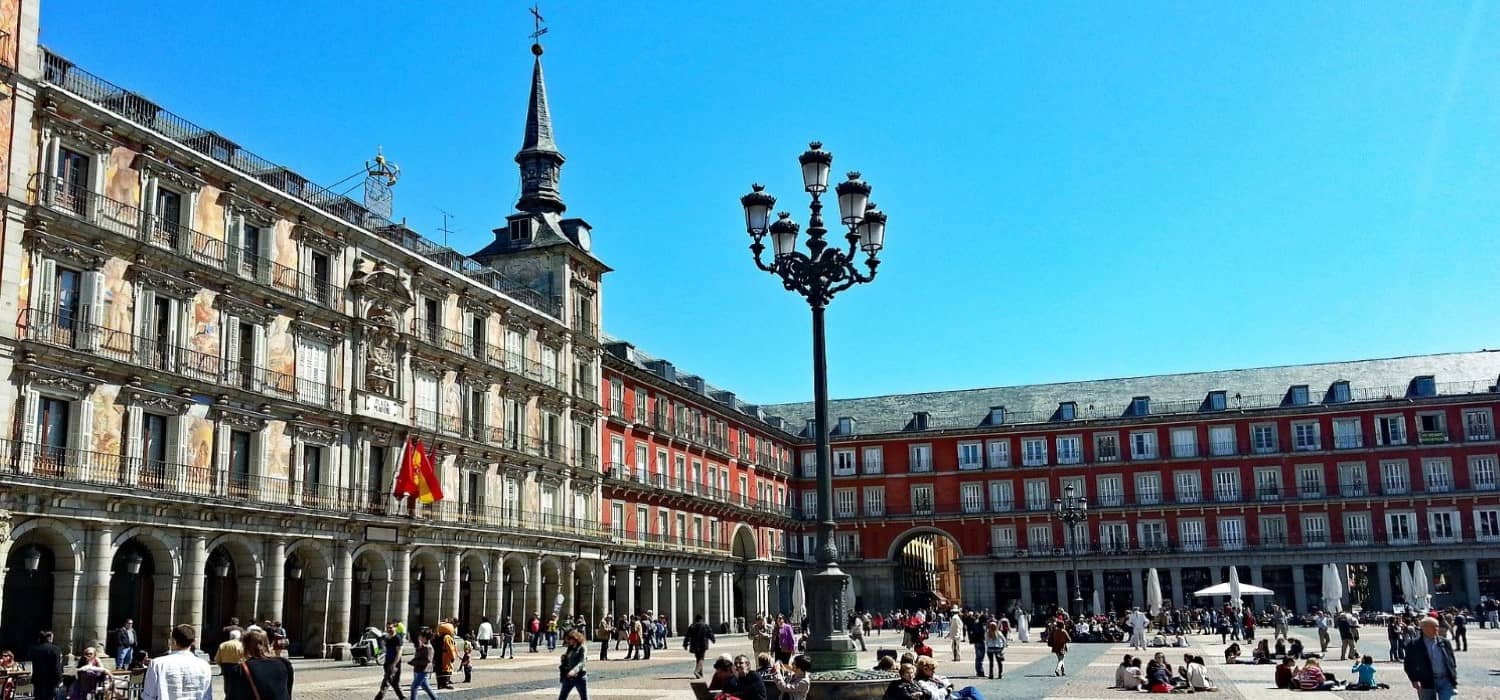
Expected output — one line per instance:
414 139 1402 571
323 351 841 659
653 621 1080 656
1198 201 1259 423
1321 563 1343 613
1228 566 1243 611
1146 568 1164 616
792 569 807 623
1192 582 1274 597
1400 562 1415 608
1093 588 1104 616
1412 561 1430 612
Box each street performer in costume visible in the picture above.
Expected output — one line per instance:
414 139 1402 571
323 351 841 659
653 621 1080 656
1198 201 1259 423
436 619 458 690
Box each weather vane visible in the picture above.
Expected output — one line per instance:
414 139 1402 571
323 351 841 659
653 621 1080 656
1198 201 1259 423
530 3 548 44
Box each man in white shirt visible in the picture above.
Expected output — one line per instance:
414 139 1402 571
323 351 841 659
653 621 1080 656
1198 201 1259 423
1128 608 1150 649
476 616 494 659
142 624 212 700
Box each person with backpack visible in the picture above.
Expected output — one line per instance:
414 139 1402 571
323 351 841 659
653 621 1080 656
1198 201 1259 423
685 614 718 679
528 614 543 653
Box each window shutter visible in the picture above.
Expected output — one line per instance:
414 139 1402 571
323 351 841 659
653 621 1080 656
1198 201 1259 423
165 415 183 489
20 388 41 445
214 425 232 493
163 298 181 372
34 259 57 325
251 325 268 374
223 316 241 378
257 225 274 284
78 270 104 351
134 289 156 365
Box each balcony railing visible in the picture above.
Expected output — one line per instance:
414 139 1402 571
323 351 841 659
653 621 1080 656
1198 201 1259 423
410 319 472 356
1335 435 1364 449
17 308 339 408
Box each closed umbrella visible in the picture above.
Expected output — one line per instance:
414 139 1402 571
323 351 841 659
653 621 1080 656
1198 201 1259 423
1322 563 1343 613
1412 561 1430 612
792 569 807 623
1400 562 1415 608
842 574 858 615
1228 566 1243 611
1093 588 1104 617
1146 568 1163 616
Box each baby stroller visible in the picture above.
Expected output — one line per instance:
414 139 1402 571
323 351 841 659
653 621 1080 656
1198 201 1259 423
352 627 384 666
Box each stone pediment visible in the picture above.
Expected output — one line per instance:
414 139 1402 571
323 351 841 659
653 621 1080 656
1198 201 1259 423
349 259 413 311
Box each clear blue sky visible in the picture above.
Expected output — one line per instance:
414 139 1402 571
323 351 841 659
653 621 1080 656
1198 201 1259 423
40 1 1500 404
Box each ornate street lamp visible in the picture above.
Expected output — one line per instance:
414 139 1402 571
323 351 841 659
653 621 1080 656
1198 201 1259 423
210 552 231 578
21 545 42 572
355 566 371 584
739 141 887 675
1054 484 1089 618
125 550 144 576
286 556 304 581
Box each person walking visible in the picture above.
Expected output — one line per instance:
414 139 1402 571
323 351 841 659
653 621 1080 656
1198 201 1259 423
750 615 773 657
947 611 963 663
848 613 867 652
214 630 245 678
773 615 795 665
985 620 1008 680
142 624 213 700
476 616 494 660
115 619 139 670
1452 613 1467 652
597 615 611 661
374 623 406 700
1404 617 1458 700
1316 611 1332 654
557 630 588 700
1339 611 1360 661
965 612 986 678
30 631 63 700
223 629 294 700
1128 608 1149 650
529 614 543 653
501 617 516 659
408 629 439 700
1049 622 1072 677
1016 610 1031 643
684 614 717 679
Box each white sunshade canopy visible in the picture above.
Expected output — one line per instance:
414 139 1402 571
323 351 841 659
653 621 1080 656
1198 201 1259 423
1193 582 1275 597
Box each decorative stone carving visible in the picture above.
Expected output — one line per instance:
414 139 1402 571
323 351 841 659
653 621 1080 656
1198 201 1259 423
123 389 194 415
358 424 397 445
409 356 444 378
25 370 96 399
289 422 342 445
26 229 105 270
348 259 414 311
295 220 345 254
364 305 400 398
0 510 11 543
213 408 268 432
214 293 276 324
291 319 343 346
129 265 199 298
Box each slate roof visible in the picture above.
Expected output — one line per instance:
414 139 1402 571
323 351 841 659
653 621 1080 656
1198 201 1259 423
760 350 1500 437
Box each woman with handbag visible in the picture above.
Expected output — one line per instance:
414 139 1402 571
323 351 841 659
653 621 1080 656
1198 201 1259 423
223 629 294 700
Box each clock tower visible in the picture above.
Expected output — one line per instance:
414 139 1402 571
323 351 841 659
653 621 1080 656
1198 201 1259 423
515 42 566 215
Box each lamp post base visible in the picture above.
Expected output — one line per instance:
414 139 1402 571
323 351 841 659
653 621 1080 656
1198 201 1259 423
803 563 860 671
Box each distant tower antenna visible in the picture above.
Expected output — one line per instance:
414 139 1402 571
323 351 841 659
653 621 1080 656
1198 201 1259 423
436 208 458 248
363 146 401 220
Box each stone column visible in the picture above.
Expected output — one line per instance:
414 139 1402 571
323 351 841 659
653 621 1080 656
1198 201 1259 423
1130 568 1145 610
490 553 506 621
83 526 112 653
1249 566 1265 611
1019 571 1033 613
446 549 462 620
328 544 354 657
1168 568 1184 607
1055 570 1069 611
181 534 208 640
1463 559 1481 608
264 540 286 623
727 572 738 630
1373 561 1393 612
668 568 681 634
561 560 576 618
685 569 697 630
531 557 544 620
757 574 769 617
701 570 712 623
623 565 637 615
640 567 659 616
593 565 608 625
1291 565 1308 614
392 547 412 630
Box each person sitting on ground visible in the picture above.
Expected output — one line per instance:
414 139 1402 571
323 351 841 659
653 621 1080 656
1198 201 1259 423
1150 634 1168 648
1275 638 1288 659
1145 660 1174 694
1186 655 1216 691
1274 656 1298 689
883 663 929 700
1288 638 1305 660
1223 642 1242 664
1120 658 1146 691
913 656 952 700
1171 634 1188 648
1347 655 1382 691
1253 639 1273 664
1115 655 1137 688
873 655 897 672
707 654 735 691
1296 658 1337 691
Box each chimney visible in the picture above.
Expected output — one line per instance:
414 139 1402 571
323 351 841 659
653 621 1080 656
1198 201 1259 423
683 376 706 394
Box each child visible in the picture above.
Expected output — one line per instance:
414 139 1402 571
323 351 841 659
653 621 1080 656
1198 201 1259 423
460 634 474 683
1347 655 1381 690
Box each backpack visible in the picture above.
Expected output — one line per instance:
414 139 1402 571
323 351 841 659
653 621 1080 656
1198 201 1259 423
531 619 542 633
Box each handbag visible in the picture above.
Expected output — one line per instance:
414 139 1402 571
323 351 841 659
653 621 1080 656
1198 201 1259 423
239 662 264 700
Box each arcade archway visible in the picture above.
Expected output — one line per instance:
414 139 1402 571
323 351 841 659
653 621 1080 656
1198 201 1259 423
891 528 962 612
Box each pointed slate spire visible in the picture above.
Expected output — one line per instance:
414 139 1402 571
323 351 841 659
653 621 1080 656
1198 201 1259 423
516 42 566 214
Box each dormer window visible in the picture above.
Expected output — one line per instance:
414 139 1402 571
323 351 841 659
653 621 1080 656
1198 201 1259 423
1058 402 1076 421
1412 376 1437 397
804 418 816 437
510 218 533 243
1131 397 1151 416
1289 385 1310 406
988 406 1006 425
836 417 853 435
1330 381 1351 403
1206 391 1227 411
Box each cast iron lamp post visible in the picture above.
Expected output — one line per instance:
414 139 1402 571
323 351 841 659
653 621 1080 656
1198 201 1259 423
740 141 887 673
1054 484 1089 618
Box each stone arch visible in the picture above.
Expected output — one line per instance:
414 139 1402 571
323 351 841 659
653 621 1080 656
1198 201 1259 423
351 545 394 637
499 554 533 622
731 524 758 561
280 539 333 657
108 526 184 655
885 526 963 562
205 533 264 579
457 551 492 630
8 518 87 571
408 550 445 629
202 533 262 649
111 526 182 578
887 526 965 612
351 544 394 581
2 518 87 657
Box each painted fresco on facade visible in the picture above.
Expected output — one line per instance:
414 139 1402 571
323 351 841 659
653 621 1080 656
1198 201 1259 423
15 249 29 320
194 184 225 240
100 257 134 336
91 384 123 461
265 420 289 480
182 405 214 488
266 315 294 392
442 369 460 419
103 146 139 205
271 219 297 271
188 289 218 362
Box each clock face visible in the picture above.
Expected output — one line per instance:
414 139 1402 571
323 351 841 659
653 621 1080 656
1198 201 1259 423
575 227 591 252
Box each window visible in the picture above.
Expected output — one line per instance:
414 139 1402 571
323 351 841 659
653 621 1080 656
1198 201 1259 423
1339 462 1367 496
1296 514 1328 547
988 481 1014 512
1465 409 1493 441
1208 426 1235 456
296 338 332 406
1343 512 1372 544
958 442 983 470
1381 460 1409 495
1062 518 1088 551
800 450 816 478
413 373 439 430
1100 522 1130 552
1131 397 1151 415
54 147 90 214
1330 381 1351 403
1179 519 1205 552
1056 436 1082 465
1021 438 1047 467
1475 509 1500 541
1213 469 1241 502
1422 459 1453 493
1259 515 1287 547
1207 391 1228 411
1170 428 1198 458
1130 430 1157 459
1252 423 1278 453
1135 472 1161 505
1024 479 1050 511
1332 418 1362 449
1254 467 1282 500
1097 475 1124 506
1059 402 1076 420
1218 517 1246 550
608 379 624 416
1174 471 1201 503
833 449 856 476
308 251 333 304
1027 524 1052 552
1059 475 1084 500
802 490 817 517
1417 412 1447 443
1292 421 1321 451
910 485 934 515
1296 465 1324 498
834 488 857 517
609 503 625 536
961 482 984 513
1428 510 1459 542
1385 511 1415 544
909 444 933 472
862 446 884 474
1413 376 1437 396
864 486 885 516
1470 456 1497 490
985 439 1010 468
141 413 170 487
503 477 521 521
991 525 1016 554
1375 415 1407 445
1095 433 1120 462
1139 521 1167 549
1289 385 1310 405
